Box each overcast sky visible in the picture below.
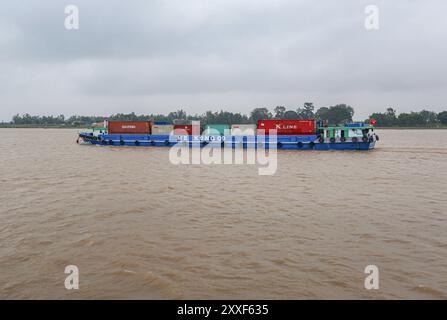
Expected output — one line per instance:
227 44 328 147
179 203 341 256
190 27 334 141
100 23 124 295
1 0 447 121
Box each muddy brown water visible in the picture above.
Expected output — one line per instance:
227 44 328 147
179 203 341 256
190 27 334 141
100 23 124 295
1 129 446 299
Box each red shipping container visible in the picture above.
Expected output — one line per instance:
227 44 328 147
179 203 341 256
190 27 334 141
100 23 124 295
173 124 203 135
108 121 152 134
257 119 316 135
174 124 193 135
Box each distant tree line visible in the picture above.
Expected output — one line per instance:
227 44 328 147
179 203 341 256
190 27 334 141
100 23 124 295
11 114 67 125
8 103 447 127
367 108 447 127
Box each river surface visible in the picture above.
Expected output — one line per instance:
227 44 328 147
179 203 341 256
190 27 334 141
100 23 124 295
1 129 446 299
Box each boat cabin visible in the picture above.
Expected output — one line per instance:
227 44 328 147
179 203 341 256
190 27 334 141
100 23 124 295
318 124 376 143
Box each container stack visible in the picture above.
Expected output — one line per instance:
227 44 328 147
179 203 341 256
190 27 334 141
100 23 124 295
106 119 317 136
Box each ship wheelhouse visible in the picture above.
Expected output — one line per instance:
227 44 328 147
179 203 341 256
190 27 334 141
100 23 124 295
317 124 378 143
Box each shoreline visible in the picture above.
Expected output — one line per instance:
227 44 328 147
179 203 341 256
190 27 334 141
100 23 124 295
0 125 87 129
1 125 447 130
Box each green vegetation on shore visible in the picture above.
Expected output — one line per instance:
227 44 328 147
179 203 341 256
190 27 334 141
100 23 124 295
368 108 447 128
3 104 447 128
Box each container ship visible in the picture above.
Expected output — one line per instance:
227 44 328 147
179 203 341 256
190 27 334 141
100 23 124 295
77 119 379 151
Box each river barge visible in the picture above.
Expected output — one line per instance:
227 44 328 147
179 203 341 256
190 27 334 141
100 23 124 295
77 120 379 151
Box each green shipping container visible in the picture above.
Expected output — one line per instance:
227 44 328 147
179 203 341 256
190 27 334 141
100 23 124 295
204 124 230 135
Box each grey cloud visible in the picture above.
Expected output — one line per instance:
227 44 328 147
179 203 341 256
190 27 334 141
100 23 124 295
1 0 447 121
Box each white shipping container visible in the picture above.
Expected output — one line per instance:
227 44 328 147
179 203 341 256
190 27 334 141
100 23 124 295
151 125 174 135
230 124 257 135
